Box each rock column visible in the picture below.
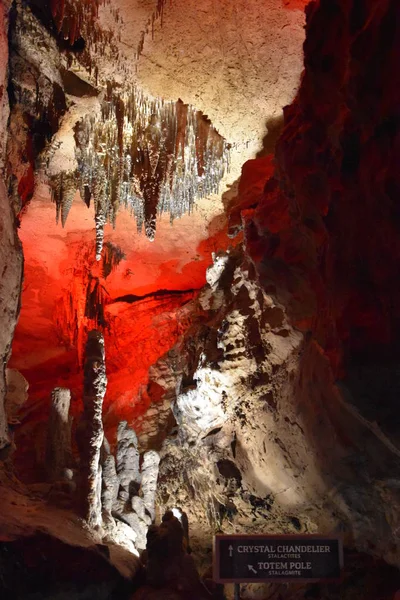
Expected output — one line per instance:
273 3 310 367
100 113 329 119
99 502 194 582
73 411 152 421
116 421 140 501
101 437 119 521
76 330 107 529
141 450 160 522
46 387 72 480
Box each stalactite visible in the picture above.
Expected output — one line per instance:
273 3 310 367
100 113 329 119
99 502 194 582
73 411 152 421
54 239 126 364
102 242 125 279
50 172 77 227
95 211 106 261
136 0 168 60
85 275 109 327
54 84 229 258
50 0 100 46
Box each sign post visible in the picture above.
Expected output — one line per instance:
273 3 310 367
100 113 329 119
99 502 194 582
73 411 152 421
214 534 343 586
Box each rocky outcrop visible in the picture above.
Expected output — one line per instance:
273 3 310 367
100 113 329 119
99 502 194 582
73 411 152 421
4 368 28 425
141 246 400 589
139 0 400 591
0 1 23 454
240 0 400 373
131 510 208 600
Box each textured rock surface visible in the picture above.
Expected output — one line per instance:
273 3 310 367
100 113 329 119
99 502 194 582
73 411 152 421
0 1 23 453
101 440 119 520
144 247 400 595
128 0 400 595
5 368 28 425
8 0 306 454
243 0 400 370
76 330 107 528
1 0 400 598
140 451 161 522
116 421 141 501
45 387 72 481
136 511 207 598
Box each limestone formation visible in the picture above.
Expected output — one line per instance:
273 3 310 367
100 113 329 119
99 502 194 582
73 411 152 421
144 511 203 594
4 369 28 426
0 3 23 455
155 248 400 572
140 451 161 522
97 422 160 550
71 91 229 256
100 438 119 521
45 387 72 481
116 421 141 501
1 1 400 599
76 330 107 528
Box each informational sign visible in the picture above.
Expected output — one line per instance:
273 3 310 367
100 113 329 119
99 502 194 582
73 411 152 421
214 534 343 583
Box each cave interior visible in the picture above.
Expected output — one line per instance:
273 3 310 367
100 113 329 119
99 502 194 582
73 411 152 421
0 0 400 599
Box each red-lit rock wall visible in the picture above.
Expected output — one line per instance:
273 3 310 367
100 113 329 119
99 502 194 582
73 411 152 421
238 0 400 373
0 1 23 452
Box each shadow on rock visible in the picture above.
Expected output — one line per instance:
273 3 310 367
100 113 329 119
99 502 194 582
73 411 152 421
131 510 212 600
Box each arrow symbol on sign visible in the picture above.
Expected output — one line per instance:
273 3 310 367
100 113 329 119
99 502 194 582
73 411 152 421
248 565 257 575
228 545 233 557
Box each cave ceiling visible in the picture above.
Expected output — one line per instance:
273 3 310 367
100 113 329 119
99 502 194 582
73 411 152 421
8 0 307 456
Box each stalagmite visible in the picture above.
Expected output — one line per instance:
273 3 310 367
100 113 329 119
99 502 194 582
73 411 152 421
76 330 107 529
116 421 140 501
45 387 72 481
100 437 119 521
140 450 160 522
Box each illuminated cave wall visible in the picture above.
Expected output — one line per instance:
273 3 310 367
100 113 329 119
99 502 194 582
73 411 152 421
6 0 307 478
0 0 400 597
146 0 400 583
241 0 400 370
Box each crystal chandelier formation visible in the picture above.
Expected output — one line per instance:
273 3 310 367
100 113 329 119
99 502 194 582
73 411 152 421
51 84 230 260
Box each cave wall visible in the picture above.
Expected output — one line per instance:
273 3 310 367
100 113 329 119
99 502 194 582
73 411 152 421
242 0 400 370
146 0 400 589
0 0 23 452
1 0 400 596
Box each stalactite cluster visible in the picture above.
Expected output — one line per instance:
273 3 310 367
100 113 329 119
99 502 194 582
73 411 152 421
136 0 168 60
102 242 125 279
50 0 100 46
50 171 77 227
54 243 124 363
51 85 229 259
84 275 109 328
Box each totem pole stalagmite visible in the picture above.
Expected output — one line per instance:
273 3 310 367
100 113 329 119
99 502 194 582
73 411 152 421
76 330 107 529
